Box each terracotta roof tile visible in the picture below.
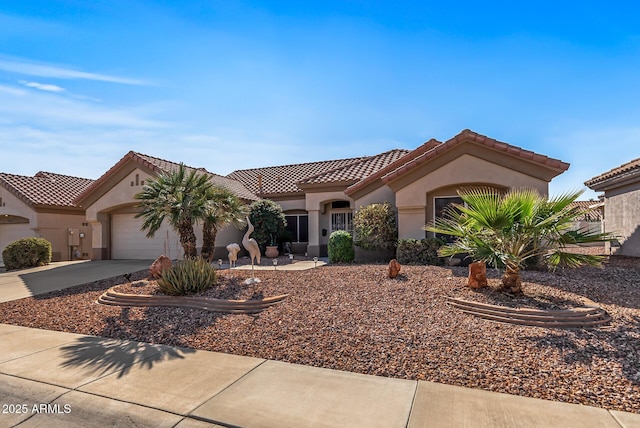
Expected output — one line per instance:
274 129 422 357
133 153 259 201
298 149 410 186
76 151 259 204
568 200 604 221
0 171 94 208
344 139 442 196
381 129 569 184
227 156 367 197
585 157 640 188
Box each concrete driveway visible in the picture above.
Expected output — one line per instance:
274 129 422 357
0 260 152 303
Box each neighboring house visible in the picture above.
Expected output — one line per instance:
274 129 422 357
567 200 604 235
228 129 570 257
585 157 640 257
0 172 94 264
74 151 259 260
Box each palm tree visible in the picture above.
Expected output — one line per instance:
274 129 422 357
425 187 613 293
201 187 248 262
134 164 212 258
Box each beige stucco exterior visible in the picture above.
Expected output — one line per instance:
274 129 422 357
0 187 90 263
389 154 548 239
601 182 640 257
302 190 354 257
83 166 245 260
70 132 568 261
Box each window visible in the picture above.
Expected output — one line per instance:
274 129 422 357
284 215 309 242
433 196 464 243
331 212 353 233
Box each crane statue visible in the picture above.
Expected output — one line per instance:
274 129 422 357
242 216 261 287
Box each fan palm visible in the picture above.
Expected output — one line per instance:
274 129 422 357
201 187 248 261
425 187 613 293
134 164 212 258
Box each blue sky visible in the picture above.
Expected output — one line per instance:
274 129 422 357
1 1 639 200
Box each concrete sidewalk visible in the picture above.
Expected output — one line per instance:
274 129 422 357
1 324 638 428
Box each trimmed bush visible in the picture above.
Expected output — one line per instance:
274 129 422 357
157 257 217 295
396 238 445 265
353 202 397 251
328 230 355 263
248 199 287 252
2 237 52 270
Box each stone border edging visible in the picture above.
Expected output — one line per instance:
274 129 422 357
97 287 288 314
446 297 611 328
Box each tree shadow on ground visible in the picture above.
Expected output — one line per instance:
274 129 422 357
520 314 640 386
59 312 195 379
91 275 264 351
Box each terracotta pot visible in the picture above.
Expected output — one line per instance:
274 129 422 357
265 246 279 258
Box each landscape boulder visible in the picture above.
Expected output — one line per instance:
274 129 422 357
467 261 487 288
388 259 402 279
150 255 172 278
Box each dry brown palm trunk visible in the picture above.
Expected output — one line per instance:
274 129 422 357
179 219 198 258
201 223 217 262
500 266 522 293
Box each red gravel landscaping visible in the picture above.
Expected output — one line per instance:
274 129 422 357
0 258 639 413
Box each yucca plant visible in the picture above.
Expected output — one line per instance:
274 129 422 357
156 257 217 295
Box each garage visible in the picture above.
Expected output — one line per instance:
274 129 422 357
111 213 184 260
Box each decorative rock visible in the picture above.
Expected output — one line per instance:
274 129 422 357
467 261 487 288
388 259 401 278
150 255 172 278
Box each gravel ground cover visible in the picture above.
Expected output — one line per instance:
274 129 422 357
0 254 639 413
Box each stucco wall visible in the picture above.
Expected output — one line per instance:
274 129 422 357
0 189 38 222
0 190 36 262
353 185 395 210
303 191 354 257
604 181 640 257
85 168 152 222
36 212 91 261
393 154 549 239
0 189 88 262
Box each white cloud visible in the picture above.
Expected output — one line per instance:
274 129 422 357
19 80 65 93
0 80 169 130
0 56 148 85
0 84 25 96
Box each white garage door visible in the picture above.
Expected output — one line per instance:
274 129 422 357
0 223 34 265
111 214 182 260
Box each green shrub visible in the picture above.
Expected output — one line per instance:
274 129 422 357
396 238 445 265
2 237 52 270
328 230 355 263
353 202 397 251
157 257 217 295
248 199 287 252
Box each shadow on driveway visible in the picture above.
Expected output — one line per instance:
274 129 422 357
0 260 153 302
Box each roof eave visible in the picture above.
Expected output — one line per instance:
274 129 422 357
585 169 640 191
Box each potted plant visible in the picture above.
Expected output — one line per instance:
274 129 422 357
265 234 279 258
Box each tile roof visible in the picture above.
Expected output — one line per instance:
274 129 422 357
585 157 640 189
345 139 442 196
568 200 604 221
76 151 259 204
226 156 368 197
381 129 570 184
298 149 411 187
0 171 94 208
